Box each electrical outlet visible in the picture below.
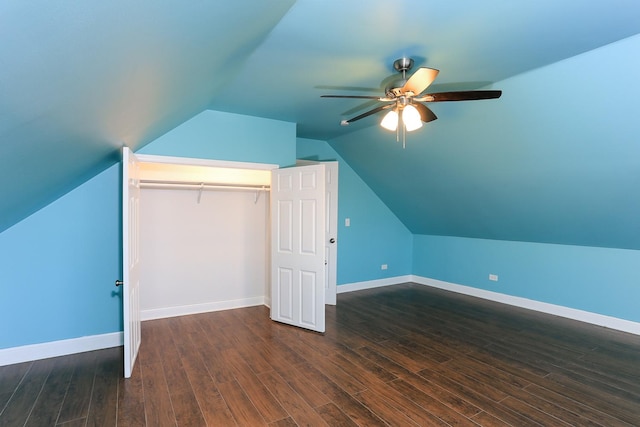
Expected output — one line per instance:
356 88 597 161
489 274 498 281
381 264 388 270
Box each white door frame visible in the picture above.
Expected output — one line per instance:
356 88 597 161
121 153 337 376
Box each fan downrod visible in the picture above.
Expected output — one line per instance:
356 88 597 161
393 57 414 73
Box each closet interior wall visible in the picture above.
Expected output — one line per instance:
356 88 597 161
135 157 275 321
139 186 269 320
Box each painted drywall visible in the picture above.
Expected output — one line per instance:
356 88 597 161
0 165 122 349
139 188 268 314
297 137 412 284
413 235 640 322
0 111 296 350
138 110 296 167
329 34 640 250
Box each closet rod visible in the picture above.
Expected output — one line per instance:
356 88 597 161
140 180 270 191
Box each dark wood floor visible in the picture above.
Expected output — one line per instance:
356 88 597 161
2 283 639 426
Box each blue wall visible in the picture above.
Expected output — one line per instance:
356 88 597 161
297 138 412 284
2 103 639 351
0 110 296 350
139 110 296 167
413 235 640 322
0 165 122 349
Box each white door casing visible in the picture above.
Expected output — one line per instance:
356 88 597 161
324 162 338 305
122 147 142 378
271 164 326 332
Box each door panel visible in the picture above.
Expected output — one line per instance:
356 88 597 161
122 147 142 378
271 164 326 333
295 160 338 305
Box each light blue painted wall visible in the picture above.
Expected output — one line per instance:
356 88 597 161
139 110 296 167
297 138 412 284
0 110 296 350
0 165 122 349
413 235 640 322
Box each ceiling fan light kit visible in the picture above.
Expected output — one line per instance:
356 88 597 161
401 104 422 131
322 57 502 148
380 109 399 131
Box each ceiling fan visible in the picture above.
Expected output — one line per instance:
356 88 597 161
321 57 502 146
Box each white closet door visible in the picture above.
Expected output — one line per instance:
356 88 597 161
122 147 142 378
271 164 326 332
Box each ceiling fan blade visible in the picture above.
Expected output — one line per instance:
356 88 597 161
342 103 394 125
413 103 438 123
321 95 384 100
401 67 439 96
415 90 502 102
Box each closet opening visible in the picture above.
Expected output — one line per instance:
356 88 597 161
136 155 277 321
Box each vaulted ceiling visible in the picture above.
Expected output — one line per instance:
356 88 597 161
2 1 640 249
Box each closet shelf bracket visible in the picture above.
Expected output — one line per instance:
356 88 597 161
197 183 204 204
254 186 266 204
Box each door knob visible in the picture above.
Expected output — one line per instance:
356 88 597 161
115 280 123 287
329 238 336 244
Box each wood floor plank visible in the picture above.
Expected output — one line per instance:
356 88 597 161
272 363 331 409
541 372 640 425
167 317 237 426
386 379 481 426
297 357 367 396
416 366 543 426
1 357 57 426
117 360 146 427
140 361 177 426
2 283 639 427
154 319 207 426
23 354 76 427
217 379 266 425
268 416 298 427
56 351 98 424
355 342 488 419
258 370 328 426
85 347 121 427
471 410 512 426
223 348 288 423
295 362 387 426
0 361 32 412
354 388 424 426
315 402 358 427
523 383 637 427
332 344 397 384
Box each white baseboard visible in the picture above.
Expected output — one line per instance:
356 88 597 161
411 275 640 336
141 296 266 321
337 275 640 336
337 275 413 294
0 332 123 367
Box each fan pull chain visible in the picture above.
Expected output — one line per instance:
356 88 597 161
402 125 406 149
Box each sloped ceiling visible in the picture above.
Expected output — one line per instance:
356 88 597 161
2 0 640 249
0 0 295 231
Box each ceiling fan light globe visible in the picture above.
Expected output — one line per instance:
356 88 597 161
380 110 399 131
402 105 423 131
